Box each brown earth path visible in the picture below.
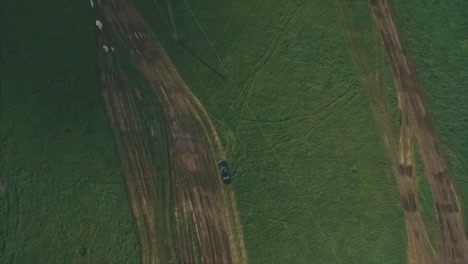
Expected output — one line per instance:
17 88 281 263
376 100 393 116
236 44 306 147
92 0 247 263
96 31 175 262
335 1 436 263
370 0 468 263
398 108 437 264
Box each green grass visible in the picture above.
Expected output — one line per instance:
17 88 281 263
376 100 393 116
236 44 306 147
133 0 406 263
0 0 139 263
335 0 401 154
390 0 468 226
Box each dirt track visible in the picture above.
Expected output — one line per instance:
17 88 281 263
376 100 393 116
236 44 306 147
397 108 437 264
370 0 468 263
92 0 246 263
335 1 436 262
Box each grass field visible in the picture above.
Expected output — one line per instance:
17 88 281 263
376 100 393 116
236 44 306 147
390 0 468 227
4 0 463 262
134 0 407 262
0 0 139 263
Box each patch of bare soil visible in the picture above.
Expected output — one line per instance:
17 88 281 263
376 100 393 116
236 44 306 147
370 0 468 263
93 0 246 263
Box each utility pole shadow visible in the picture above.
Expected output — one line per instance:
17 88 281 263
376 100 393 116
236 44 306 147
178 39 226 81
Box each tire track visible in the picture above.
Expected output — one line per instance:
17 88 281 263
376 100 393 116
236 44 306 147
231 0 306 152
335 1 436 263
94 0 246 263
370 0 468 262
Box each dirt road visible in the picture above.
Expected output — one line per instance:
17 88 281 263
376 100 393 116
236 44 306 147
92 0 247 263
335 1 437 262
397 108 437 264
370 0 468 263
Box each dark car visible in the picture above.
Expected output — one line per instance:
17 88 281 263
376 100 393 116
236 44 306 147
217 160 231 184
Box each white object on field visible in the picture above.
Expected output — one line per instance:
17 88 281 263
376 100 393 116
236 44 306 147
90 0 94 8
134 32 139 40
111 47 115 52
103 45 109 53
95 20 103 31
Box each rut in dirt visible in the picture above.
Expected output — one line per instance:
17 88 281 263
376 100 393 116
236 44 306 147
370 0 468 263
92 0 247 263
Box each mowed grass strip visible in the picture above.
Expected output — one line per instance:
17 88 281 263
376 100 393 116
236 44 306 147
390 0 468 226
0 0 139 263
133 0 406 263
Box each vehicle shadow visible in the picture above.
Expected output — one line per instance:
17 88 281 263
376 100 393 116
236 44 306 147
223 178 232 185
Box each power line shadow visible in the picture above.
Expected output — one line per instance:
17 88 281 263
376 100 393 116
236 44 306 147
178 39 226 81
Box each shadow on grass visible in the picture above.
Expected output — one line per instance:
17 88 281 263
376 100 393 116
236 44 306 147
178 39 226 81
